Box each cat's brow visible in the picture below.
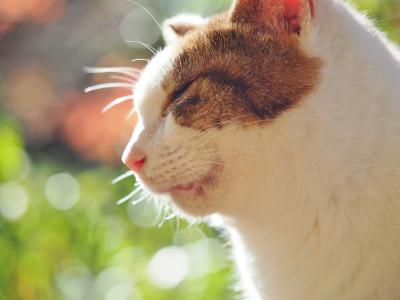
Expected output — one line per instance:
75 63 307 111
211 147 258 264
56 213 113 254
167 68 249 105
205 68 249 89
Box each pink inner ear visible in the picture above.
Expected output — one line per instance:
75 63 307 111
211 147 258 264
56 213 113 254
283 0 314 18
282 0 314 33
284 0 301 16
232 0 315 33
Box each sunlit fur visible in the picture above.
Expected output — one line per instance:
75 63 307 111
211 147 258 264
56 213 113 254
124 0 400 299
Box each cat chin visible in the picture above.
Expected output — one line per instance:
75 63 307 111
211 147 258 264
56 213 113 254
168 189 222 217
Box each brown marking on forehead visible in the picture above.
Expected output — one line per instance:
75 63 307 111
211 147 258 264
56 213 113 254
162 17 321 130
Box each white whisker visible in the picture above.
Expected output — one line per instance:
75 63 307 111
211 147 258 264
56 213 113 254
102 95 134 113
84 66 141 77
109 75 137 83
125 40 158 55
117 188 142 205
165 213 176 221
176 215 181 232
126 107 137 120
85 82 134 93
127 0 163 32
112 171 135 185
157 207 170 227
131 58 150 63
131 193 148 206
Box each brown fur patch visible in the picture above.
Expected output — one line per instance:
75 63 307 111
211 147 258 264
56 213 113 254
231 0 314 34
162 15 321 130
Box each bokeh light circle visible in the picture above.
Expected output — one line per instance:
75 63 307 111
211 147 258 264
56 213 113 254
184 238 229 277
0 182 29 220
56 262 92 300
45 173 80 210
106 283 139 300
95 267 134 299
147 246 190 289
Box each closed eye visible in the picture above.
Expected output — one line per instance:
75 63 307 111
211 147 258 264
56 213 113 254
181 95 201 106
163 77 200 115
164 68 247 115
169 78 198 104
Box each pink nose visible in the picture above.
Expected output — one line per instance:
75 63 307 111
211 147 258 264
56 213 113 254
124 151 147 172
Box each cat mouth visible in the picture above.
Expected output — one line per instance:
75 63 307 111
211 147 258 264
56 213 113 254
137 163 223 198
170 182 201 194
167 163 223 197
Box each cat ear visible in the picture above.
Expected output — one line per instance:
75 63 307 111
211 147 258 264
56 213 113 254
230 0 314 35
163 14 208 45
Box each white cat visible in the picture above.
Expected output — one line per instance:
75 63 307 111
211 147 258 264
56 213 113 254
121 0 400 299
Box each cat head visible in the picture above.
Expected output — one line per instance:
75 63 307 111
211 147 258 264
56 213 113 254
123 0 321 217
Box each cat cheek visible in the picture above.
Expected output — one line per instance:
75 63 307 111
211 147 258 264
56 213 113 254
162 113 186 145
162 114 177 137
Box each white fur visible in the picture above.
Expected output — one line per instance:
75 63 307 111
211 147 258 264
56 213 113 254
125 1 400 299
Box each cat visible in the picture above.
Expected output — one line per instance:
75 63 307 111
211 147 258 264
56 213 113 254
121 0 400 299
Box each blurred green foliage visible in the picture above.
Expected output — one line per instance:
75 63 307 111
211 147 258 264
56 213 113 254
0 115 236 300
354 0 400 44
0 1 399 300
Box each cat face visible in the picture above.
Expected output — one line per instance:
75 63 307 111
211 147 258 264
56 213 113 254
123 0 321 217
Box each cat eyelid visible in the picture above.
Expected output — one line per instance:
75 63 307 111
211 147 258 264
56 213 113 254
164 68 244 115
168 68 231 104
170 78 198 102
162 77 201 117
162 77 200 116
183 95 201 105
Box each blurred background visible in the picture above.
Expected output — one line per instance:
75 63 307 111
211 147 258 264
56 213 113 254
0 0 398 299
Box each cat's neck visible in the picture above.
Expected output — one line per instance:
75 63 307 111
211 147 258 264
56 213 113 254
219 1 400 299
